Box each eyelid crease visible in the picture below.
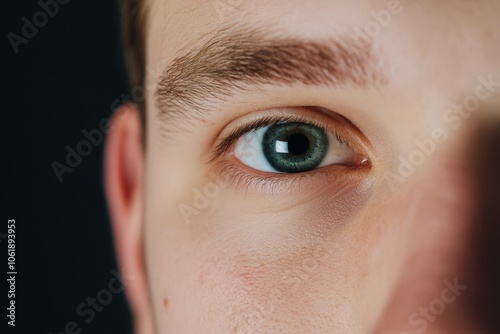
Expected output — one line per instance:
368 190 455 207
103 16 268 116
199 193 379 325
209 112 352 164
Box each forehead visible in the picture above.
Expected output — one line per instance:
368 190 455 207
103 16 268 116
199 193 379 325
145 0 500 110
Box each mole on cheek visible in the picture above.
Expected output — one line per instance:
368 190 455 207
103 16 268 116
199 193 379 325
163 296 169 310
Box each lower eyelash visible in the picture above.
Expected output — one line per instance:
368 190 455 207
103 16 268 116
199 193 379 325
216 160 328 194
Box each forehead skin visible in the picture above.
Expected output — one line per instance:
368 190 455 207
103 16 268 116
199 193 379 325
140 1 500 333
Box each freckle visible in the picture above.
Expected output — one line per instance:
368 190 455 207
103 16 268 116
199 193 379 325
163 297 169 310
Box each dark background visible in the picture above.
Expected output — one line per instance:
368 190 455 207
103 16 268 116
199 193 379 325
1 1 133 333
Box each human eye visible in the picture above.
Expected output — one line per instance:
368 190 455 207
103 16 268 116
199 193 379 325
233 121 360 173
211 107 370 177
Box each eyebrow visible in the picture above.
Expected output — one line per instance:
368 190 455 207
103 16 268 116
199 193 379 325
155 26 386 133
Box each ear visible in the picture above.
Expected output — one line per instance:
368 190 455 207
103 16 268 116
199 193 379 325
104 104 153 334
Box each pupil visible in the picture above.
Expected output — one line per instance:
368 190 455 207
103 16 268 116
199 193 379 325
287 133 309 155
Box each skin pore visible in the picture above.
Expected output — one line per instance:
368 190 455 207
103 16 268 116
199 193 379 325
105 0 500 333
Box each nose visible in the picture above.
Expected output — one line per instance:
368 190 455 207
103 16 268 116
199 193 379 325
373 120 500 334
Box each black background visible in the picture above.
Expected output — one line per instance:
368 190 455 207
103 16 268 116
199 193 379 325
2 1 133 333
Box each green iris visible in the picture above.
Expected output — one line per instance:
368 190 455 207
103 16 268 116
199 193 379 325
262 122 328 173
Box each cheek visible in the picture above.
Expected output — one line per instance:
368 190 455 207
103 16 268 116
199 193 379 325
150 228 365 333
145 175 374 333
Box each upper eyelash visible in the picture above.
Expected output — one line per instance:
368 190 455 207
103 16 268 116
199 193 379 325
209 114 351 163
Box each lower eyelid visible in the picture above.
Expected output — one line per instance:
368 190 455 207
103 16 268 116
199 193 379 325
213 157 371 199
216 160 319 193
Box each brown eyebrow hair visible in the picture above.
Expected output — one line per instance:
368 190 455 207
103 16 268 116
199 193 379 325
155 26 386 133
